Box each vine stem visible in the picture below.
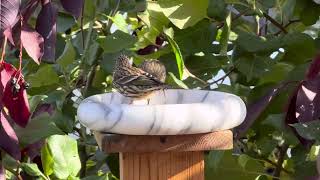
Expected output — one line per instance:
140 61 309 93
0 36 8 63
274 19 300 35
263 12 288 34
202 67 235 89
80 0 85 49
217 8 250 29
273 144 289 179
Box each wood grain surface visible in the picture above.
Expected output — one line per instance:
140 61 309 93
95 130 233 153
120 151 204 180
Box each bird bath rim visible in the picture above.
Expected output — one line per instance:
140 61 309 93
77 89 247 135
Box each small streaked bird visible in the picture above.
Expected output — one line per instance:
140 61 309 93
112 55 168 98
139 59 166 83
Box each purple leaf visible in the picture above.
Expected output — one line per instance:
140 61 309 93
285 54 320 146
0 111 21 160
36 1 57 62
21 0 40 22
0 0 20 33
306 54 320 79
296 79 320 122
60 0 84 18
22 141 44 160
21 24 44 64
32 103 54 118
234 84 284 139
285 87 313 147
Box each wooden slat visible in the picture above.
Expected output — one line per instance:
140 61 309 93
119 152 204 180
96 130 233 153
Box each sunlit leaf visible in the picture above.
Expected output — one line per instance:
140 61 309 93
158 0 209 29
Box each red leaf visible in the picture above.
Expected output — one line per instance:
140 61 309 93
3 80 31 128
60 0 84 18
21 24 44 64
0 0 20 32
0 111 21 160
0 62 16 99
36 1 57 62
0 62 31 127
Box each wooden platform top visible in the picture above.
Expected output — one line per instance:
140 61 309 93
94 130 233 153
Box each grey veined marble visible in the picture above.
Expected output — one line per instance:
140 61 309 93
77 89 246 135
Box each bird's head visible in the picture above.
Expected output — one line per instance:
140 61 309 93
139 59 167 82
116 55 132 67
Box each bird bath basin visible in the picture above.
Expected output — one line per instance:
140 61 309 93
77 89 246 135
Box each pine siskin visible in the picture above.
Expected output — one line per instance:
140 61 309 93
112 55 168 98
139 59 166 83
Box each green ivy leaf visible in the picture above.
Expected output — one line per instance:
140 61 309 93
207 0 227 21
41 144 54 176
108 13 129 33
236 55 273 82
291 121 320 141
57 12 76 33
97 30 137 53
237 154 250 169
57 40 76 70
300 1 320 26
15 113 65 146
21 163 48 179
136 2 170 49
164 28 184 80
282 33 316 65
258 63 294 85
174 20 217 55
85 42 101 66
219 12 231 55
235 31 283 53
168 72 188 89
41 135 81 179
158 0 209 29
27 65 60 87
206 150 225 171
185 54 227 80
28 95 48 114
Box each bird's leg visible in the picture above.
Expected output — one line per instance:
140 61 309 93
147 98 150 105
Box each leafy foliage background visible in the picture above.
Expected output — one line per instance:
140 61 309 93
1 0 320 179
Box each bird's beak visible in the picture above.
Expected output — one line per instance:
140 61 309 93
129 58 133 65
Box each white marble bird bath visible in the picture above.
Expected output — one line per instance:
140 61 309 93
77 89 246 135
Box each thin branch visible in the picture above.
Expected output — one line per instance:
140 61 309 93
273 144 289 179
274 19 300 36
81 0 85 49
260 156 292 175
0 36 7 63
237 140 292 175
202 67 235 89
263 12 288 34
217 8 250 29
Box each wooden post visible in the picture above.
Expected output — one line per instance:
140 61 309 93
94 130 233 180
